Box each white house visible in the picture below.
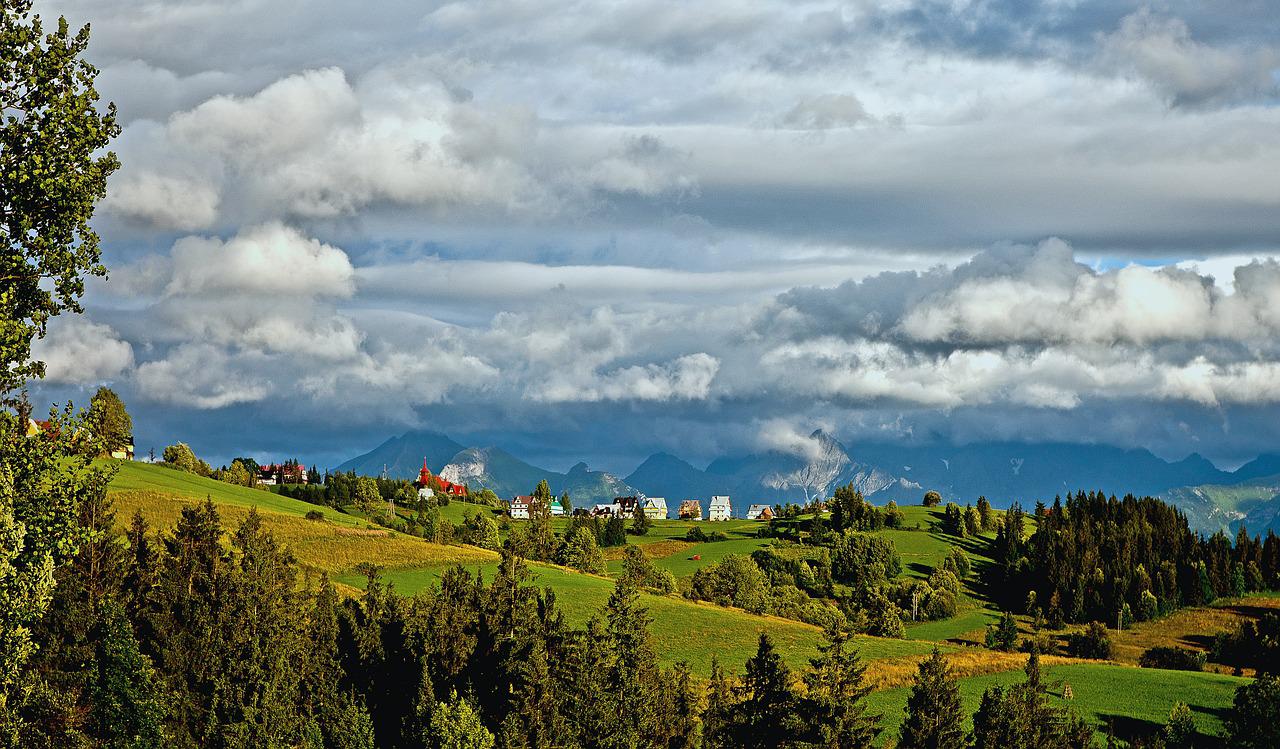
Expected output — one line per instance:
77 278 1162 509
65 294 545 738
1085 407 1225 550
708 495 732 521
593 502 619 517
746 504 774 521
510 495 533 520
643 497 668 520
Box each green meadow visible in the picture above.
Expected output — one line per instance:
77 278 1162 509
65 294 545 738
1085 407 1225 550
107 461 1266 741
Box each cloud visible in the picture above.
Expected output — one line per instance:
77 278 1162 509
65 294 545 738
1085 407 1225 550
530 352 720 403
103 171 220 231
105 66 697 231
134 344 270 409
754 418 829 461
164 223 355 298
1098 9 1280 107
31 318 135 385
780 94 870 130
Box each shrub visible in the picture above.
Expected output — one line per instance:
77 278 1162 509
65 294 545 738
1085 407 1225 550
162 442 211 476
923 588 958 620
940 546 971 579
685 525 707 542
985 611 1019 652
304 510 324 521
1138 646 1205 672
1066 621 1113 660
1020 633 1057 655
922 490 942 507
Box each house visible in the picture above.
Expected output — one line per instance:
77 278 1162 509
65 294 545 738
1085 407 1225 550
258 463 307 486
592 502 619 517
108 441 135 460
677 499 702 521
415 458 466 500
549 497 566 517
746 504 774 521
615 496 641 516
643 497 668 520
708 495 732 521
25 418 53 437
510 495 534 520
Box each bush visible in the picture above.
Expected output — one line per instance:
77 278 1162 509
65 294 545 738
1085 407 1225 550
1138 646 1206 672
1066 621 1113 660
923 588 958 620
940 546 971 579
1020 633 1057 655
985 611 1019 652
685 525 707 542
304 510 324 521
162 442 212 476
922 490 942 507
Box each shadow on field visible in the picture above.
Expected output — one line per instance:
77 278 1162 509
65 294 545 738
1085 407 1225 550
1096 706 1229 748
1096 715 1163 745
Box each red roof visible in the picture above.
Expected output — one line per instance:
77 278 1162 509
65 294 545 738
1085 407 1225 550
416 458 466 496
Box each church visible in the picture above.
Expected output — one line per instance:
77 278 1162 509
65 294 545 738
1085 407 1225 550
415 458 467 500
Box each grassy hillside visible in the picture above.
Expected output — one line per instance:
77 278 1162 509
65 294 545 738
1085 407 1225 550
107 460 1265 740
107 461 852 676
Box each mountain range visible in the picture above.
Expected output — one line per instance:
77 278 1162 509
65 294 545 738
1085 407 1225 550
337 430 1280 531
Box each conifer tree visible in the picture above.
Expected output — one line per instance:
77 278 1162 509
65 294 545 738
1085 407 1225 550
87 599 166 748
803 623 880 749
702 657 736 749
899 647 964 749
736 634 800 749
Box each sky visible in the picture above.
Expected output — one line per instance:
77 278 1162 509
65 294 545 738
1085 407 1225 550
25 0 1280 473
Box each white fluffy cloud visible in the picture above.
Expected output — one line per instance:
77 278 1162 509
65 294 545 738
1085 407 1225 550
134 344 270 409
164 223 355 298
31 318 135 385
105 66 696 231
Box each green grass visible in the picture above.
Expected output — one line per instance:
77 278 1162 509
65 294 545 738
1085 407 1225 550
905 607 999 642
607 536 774 578
113 463 1247 739
335 561 942 676
108 460 363 527
866 662 1247 741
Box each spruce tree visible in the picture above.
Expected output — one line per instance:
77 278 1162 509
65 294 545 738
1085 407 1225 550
899 648 964 749
736 634 800 749
702 657 736 749
802 624 880 749
87 599 166 748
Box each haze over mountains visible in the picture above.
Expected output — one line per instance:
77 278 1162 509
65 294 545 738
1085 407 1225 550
338 430 1280 532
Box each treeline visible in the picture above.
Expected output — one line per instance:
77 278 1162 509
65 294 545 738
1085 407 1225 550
989 491 1280 625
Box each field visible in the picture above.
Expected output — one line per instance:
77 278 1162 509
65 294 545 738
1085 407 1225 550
866 662 1247 738
106 462 1265 743
333 561 941 674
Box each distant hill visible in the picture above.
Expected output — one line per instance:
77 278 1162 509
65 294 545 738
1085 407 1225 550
337 431 639 507
439 448 637 508
845 442 1233 506
339 429 1280 529
335 430 465 478
1160 474 1280 535
626 431 920 517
